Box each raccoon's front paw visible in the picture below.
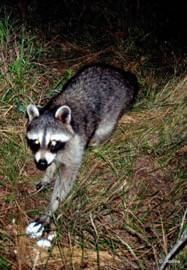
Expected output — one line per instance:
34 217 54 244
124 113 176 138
26 220 56 249
26 220 50 238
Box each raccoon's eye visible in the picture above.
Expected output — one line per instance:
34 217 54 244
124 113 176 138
49 140 66 153
27 138 40 153
51 140 57 146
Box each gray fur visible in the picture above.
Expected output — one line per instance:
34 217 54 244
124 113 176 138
26 63 138 236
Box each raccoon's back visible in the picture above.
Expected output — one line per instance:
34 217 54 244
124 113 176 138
46 64 138 137
51 63 138 112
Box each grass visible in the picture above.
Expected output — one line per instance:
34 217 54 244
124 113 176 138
0 13 186 270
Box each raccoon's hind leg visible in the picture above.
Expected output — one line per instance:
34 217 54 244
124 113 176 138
90 119 117 146
36 162 56 191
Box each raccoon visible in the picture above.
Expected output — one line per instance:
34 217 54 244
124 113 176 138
25 63 138 241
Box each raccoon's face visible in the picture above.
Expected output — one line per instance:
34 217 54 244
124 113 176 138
26 104 73 170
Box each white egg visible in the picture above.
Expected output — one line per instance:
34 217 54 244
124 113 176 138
37 239 52 249
47 232 56 241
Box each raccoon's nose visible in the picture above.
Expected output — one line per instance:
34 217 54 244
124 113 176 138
36 159 48 171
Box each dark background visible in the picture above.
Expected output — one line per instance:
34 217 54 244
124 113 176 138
1 0 187 51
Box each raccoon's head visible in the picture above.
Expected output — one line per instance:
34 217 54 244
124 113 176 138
26 104 74 171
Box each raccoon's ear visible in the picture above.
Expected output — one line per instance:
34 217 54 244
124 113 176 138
26 104 40 122
55 105 71 124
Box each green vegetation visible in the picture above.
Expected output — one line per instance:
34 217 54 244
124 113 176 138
0 11 186 270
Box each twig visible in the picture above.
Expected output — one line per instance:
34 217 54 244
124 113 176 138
159 209 187 270
32 249 40 270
